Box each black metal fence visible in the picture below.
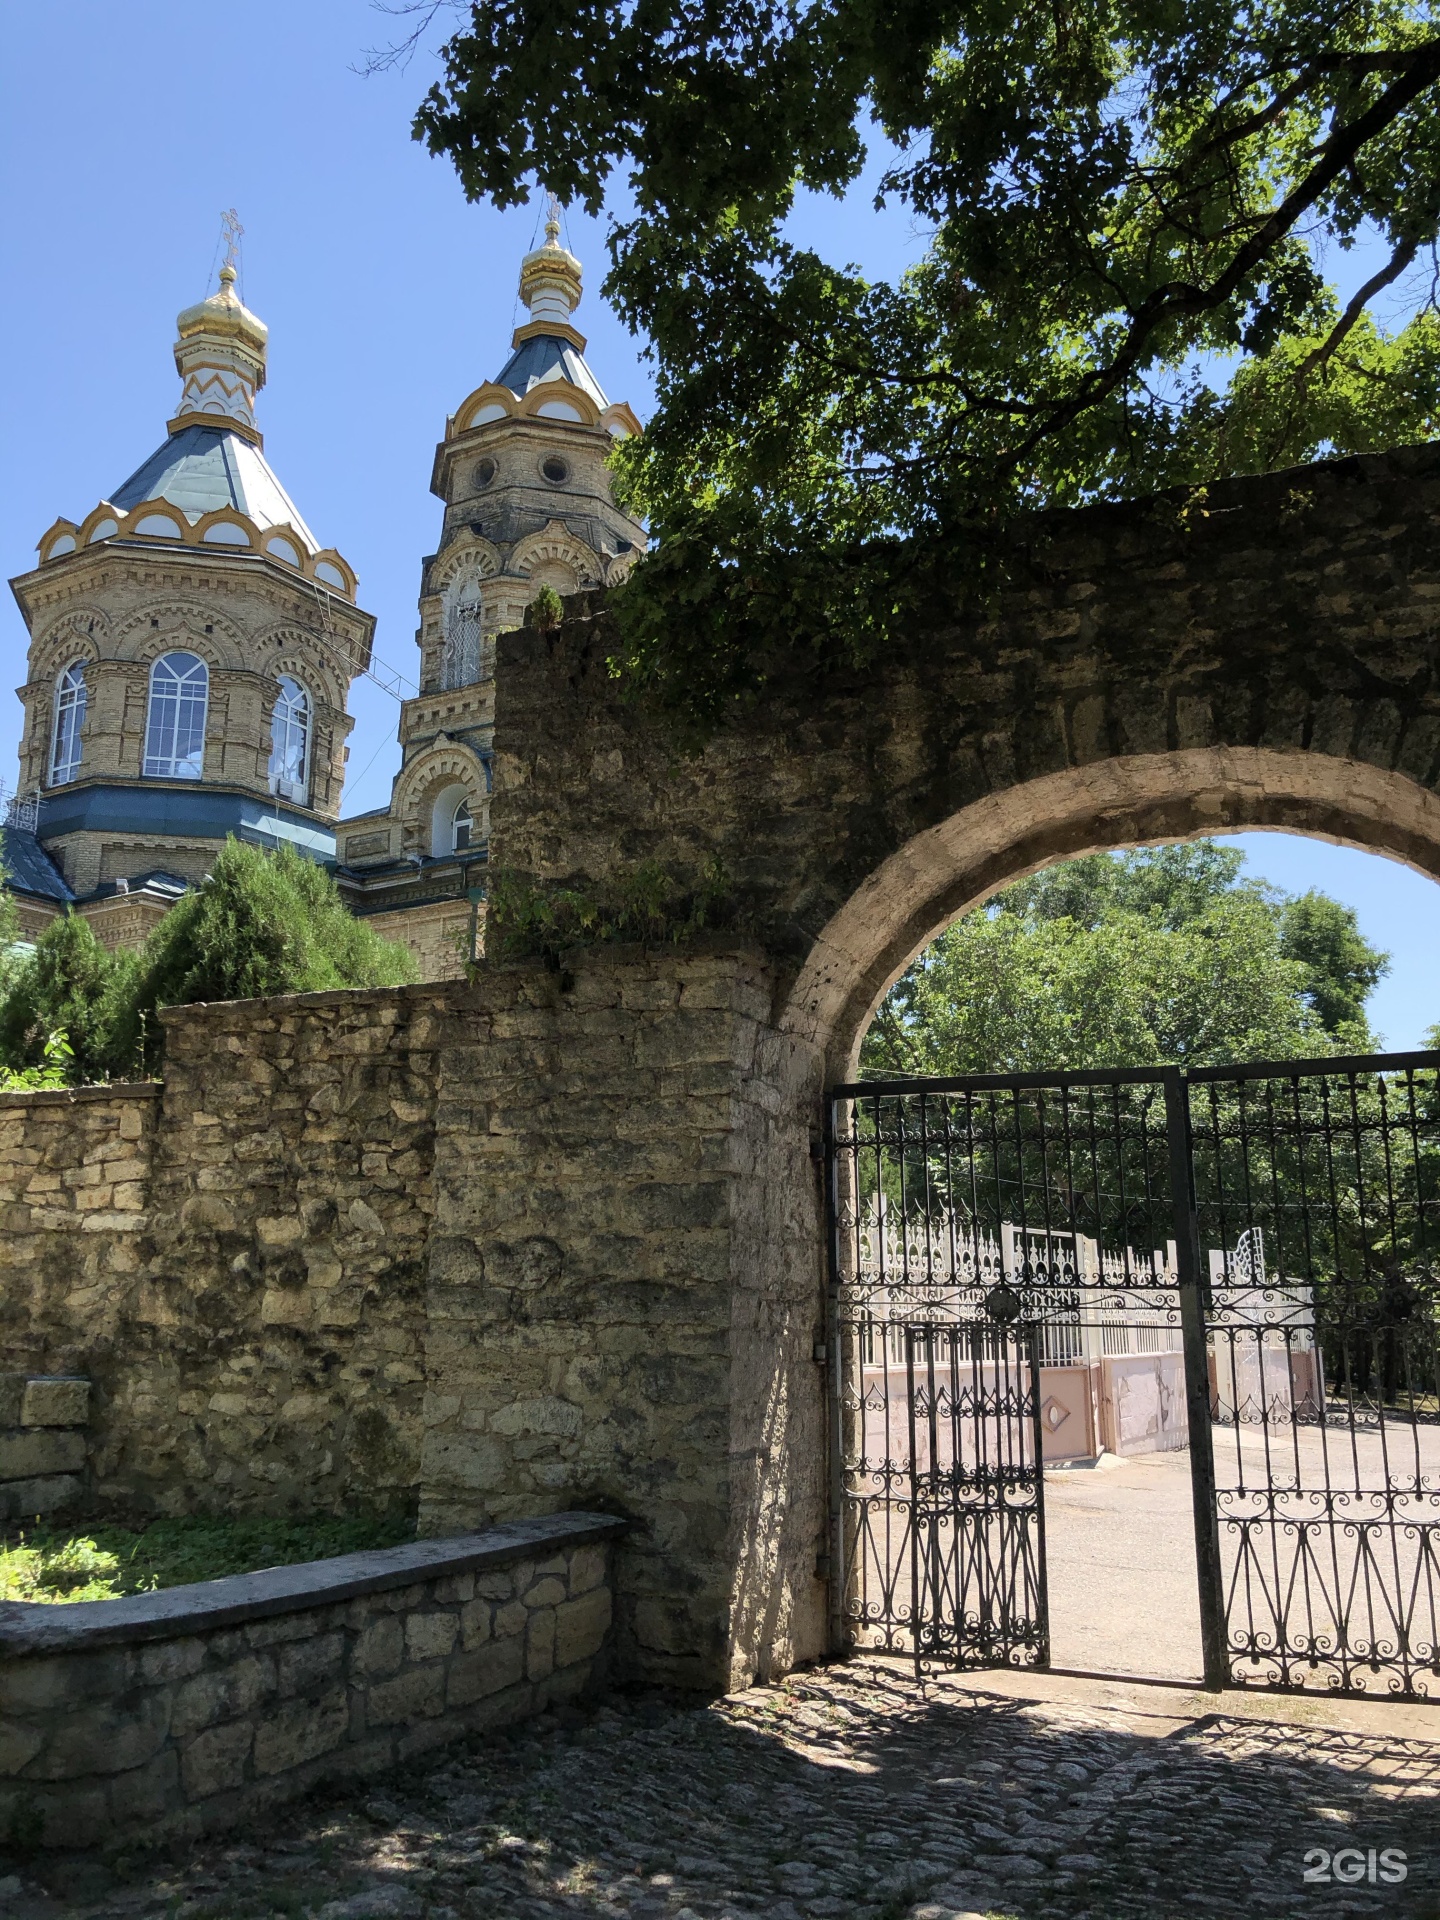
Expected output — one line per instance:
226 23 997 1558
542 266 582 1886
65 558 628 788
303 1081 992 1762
1187 1054 1440 1697
826 1051 1440 1699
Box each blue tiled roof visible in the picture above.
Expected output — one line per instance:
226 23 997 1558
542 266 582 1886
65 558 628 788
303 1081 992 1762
110 426 319 548
494 334 608 409
1 828 74 904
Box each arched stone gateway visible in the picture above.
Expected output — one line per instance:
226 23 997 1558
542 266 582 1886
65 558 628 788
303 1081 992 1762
444 446 1440 1690
787 746 1440 1080
491 445 1440 1077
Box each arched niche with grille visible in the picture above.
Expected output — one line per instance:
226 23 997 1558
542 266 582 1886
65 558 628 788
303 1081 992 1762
440 571 492 691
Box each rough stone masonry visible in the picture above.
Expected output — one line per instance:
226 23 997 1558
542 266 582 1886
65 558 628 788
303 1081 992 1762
7 445 1440 1700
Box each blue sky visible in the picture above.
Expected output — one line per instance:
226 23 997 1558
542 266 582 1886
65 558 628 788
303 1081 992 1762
2 5 1437 1045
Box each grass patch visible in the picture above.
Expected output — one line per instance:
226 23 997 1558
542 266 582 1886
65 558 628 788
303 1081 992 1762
0 1511 414 1604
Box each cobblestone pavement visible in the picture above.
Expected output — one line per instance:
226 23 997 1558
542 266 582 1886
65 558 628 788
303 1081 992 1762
7 1661 1440 1920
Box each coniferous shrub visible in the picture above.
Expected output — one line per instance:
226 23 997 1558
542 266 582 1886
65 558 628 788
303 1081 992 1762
0 910 135 1082
109 839 415 1070
0 841 416 1082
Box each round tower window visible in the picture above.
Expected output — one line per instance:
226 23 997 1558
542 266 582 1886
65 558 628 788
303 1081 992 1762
540 456 570 485
474 457 497 490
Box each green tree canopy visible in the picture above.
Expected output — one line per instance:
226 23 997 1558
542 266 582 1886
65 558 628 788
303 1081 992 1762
406 0 1440 722
1279 888 1391 1032
862 842 1389 1075
0 843 417 1084
0 911 134 1085
112 841 415 1069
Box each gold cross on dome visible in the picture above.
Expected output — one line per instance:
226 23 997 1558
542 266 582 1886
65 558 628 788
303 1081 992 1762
221 208 244 276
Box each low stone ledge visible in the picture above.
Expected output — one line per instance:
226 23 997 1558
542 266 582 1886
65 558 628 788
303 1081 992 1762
0 1512 624 1849
0 1512 623 1656
0 1081 161 1110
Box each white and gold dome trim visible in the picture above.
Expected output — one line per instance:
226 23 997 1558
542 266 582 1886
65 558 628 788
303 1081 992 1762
448 380 641 440
36 500 357 598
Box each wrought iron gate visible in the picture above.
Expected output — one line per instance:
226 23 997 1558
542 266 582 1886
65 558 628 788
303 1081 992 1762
826 1051 1440 1700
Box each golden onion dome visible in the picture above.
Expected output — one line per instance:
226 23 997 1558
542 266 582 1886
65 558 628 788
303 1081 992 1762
175 263 268 356
518 209 583 324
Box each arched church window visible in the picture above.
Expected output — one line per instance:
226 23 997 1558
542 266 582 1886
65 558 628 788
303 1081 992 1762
442 591 484 690
268 676 310 804
143 651 208 780
49 660 88 786
430 781 479 858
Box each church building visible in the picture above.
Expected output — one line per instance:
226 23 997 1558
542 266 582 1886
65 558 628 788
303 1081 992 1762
4 212 643 976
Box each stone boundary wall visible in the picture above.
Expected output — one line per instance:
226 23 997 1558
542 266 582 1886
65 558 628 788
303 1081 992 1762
0 1511 621 1850
0 988 450 1519
0 953 829 1694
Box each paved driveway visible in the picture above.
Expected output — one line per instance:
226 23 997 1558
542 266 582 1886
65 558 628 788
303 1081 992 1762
1044 1452 1203 1681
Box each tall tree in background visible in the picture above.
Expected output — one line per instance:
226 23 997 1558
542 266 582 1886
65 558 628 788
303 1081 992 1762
404 0 1440 721
862 843 1389 1076
110 841 416 1071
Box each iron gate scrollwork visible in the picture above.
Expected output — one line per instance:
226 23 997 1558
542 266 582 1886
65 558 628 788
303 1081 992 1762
1187 1052 1440 1699
826 1050 1440 1699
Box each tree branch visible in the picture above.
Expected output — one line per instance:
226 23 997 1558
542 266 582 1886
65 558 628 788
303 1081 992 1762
1000 36 1440 469
1293 236 1420 379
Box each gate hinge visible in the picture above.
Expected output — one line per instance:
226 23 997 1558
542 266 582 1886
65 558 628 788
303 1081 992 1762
813 1337 829 1364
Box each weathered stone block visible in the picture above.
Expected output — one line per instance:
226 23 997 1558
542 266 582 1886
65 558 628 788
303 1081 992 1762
28 1780 109 1850
0 1719 44 1776
36 1692 171 1780
365 1662 445 1727
172 1656 272 1737
568 1545 607 1596
109 1747 180 1825
0 1650 127 1717
493 1600 527 1639
490 1397 581 1438
277 1631 345 1697
521 1576 566 1609
0 1430 84 1479
405 1612 459 1662
0 1378 26 1427
252 1688 349 1776
526 1608 556 1681
181 1719 254 1800
0 1473 82 1521
555 1586 613 1668
459 1598 492 1650
137 1637 208 1686
420 1431 510 1492
445 1633 525 1708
